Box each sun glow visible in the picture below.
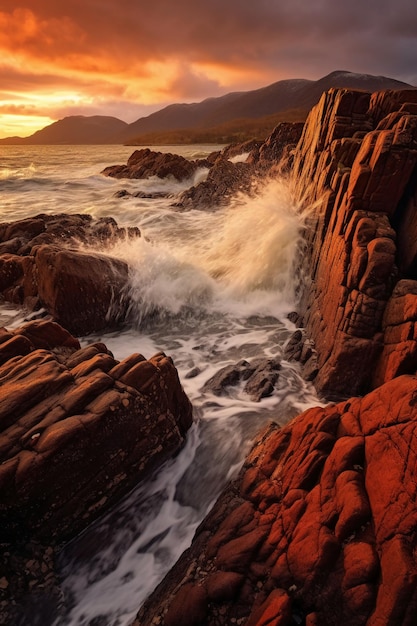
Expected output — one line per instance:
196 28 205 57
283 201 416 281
0 90 93 138
0 113 54 137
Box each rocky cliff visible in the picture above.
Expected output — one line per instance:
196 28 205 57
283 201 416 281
133 89 417 626
3 87 417 626
287 87 417 397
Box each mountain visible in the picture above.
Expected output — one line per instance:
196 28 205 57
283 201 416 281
1 71 414 145
0 115 128 145
122 71 413 142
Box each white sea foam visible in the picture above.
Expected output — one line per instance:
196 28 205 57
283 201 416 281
0 145 323 625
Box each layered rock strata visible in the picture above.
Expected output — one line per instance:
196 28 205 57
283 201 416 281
0 214 140 335
134 374 417 626
0 318 192 621
287 88 417 396
0 319 192 544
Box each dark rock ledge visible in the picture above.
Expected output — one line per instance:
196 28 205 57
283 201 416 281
0 319 192 623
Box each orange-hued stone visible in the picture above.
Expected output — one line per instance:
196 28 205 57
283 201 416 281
134 375 417 626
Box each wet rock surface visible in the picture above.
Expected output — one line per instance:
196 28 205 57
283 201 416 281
0 319 192 623
0 214 140 335
102 148 202 181
134 374 417 626
174 159 257 210
203 357 282 401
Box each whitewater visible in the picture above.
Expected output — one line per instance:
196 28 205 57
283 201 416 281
0 144 322 625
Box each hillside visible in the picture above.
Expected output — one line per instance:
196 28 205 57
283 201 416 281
0 115 128 145
123 70 412 143
0 71 414 145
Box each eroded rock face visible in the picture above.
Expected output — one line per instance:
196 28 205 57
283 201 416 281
0 214 140 335
0 319 193 545
134 374 417 626
288 88 417 396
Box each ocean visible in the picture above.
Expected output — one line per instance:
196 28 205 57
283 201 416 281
0 144 321 625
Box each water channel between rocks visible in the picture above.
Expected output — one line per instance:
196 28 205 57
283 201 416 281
0 145 323 625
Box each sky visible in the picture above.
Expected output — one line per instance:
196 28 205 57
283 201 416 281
1 0 417 138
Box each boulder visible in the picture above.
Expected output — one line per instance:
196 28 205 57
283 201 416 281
203 357 282 401
0 214 140 335
134 374 417 626
34 244 130 335
102 148 200 181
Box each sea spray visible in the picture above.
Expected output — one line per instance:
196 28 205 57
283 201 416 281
0 145 323 626
104 177 305 327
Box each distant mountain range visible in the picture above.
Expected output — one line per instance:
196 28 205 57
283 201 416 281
1 71 414 145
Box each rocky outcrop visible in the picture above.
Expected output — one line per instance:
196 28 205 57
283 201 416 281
135 374 417 626
102 148 203 181
0 214 140 335
286 88 417 396
0 318 192 622
0 319 192 545
247 122 304 173
175 159 257 210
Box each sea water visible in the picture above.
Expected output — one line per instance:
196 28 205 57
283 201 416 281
0 145 322 625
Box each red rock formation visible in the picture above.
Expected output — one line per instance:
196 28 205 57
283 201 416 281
0 319 192 545
134 374 417 626
288 88 417 396
0 214 140 335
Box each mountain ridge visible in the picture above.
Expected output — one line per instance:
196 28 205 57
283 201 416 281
0 70 414 145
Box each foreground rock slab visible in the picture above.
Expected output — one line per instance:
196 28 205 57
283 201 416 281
134 374 417 626
0 319 193 622
0 320 192 545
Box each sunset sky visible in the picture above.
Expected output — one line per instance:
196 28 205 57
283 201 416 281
1 0 417 138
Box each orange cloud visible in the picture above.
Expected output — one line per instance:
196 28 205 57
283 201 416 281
0 0 416 138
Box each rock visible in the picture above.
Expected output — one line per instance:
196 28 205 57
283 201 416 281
102 148 199 181
134 374 417 626
0 214 141 335
218 139 263 162
0 319 193 546
34 244 130 335
248 122 304 172
175 159 256 210
372 279 417 386
0 319 192 621
203 357 281 401
287 88 417 396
